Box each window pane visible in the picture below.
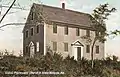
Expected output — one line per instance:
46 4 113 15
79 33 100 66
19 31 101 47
76 28 79 36
53 42 57 51
53 24 57 33
86 30 90 37
31 28 34 36
86 45 90 53
36 42 39 52
64 43 68 51
96 46 99 54
37 25 39 33
65 26 68 35
31 12 34 20
95 31 99 36
25 30 28 38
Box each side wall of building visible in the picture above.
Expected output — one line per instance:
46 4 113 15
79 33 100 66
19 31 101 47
23 23 44 57
44 23 104 60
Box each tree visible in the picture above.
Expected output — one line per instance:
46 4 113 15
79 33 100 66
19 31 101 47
0 0 16 24
0 0 40 29
81 3 116 68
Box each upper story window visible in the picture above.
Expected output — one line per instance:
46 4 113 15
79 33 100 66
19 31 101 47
25 30 29 38
36 25 39 33
31 28 34 36
95 31 99 37
64 26 68 35
53 41 57 51
86 30 90 37
86 45 90 53
53 24 57 33
64 43 68 52
96 45 99 54
76 28 80 36
31 12 34 20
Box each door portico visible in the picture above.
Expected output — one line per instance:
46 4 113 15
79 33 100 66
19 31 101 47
71 40 84 60
29 41 35 58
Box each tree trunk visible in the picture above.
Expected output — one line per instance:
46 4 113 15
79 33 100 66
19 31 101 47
91 37 96 68
0 0 16 23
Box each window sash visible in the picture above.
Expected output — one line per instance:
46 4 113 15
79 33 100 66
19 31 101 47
25 30 28 38
64 43 68 51
65 26 68 35
31 12 34 20
96 46 99 54
95 31 99 37
31 28 34 36
36 42 39 52
53 24 57 33
76 28 79 36
37 25 39 33
86 30 90 37
86 45 90 53
53 42 57 51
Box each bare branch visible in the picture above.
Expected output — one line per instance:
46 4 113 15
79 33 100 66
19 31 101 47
0 0 17 23
0 5 28 10
0 22 43 28
0 23 25 28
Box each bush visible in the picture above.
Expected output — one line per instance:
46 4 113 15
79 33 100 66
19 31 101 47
0 53 120 77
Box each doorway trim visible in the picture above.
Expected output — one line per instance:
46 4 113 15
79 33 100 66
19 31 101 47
71 40 84 60
29 41 35 58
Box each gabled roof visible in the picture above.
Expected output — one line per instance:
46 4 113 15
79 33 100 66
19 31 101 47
23 3 106 32
33 3 93 28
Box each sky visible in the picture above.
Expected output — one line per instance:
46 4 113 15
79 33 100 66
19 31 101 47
0 0 120 58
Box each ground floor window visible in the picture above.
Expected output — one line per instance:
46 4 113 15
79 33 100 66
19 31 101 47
64 43 68 52
53 41 57 51
36 42 39 52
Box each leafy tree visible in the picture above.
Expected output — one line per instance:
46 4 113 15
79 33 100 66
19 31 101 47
81 3 116 68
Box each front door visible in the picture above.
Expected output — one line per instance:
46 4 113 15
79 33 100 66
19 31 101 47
77 47 81 60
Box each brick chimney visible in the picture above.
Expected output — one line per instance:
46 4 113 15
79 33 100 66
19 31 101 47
62 3 65 9
61 0 65 9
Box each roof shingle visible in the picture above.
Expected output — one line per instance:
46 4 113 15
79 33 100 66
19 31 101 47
34 3 92 28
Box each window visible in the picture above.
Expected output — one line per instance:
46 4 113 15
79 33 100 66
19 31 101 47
86 30 90 37
36 42 39 52
96 45 99 54
64 43 68 51
25 30 29 38
95 31 99 37
53 24 57 33
31 12 34 20
53 42 57 51
76 28 80 36
31 28 34 36
64 26 68 35
36 25 39 33
86 45 90 53
25 46 28 53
